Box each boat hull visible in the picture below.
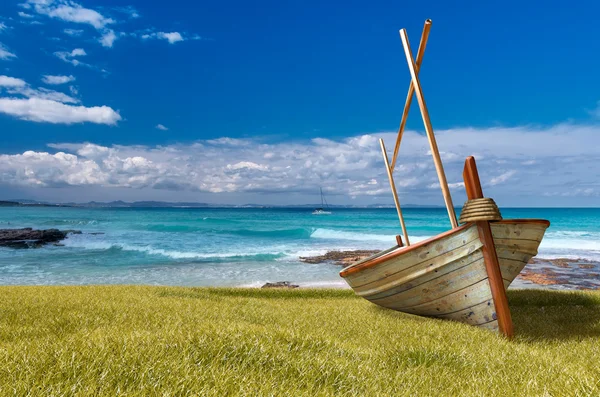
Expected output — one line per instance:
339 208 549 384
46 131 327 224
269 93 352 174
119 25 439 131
339 219 549 331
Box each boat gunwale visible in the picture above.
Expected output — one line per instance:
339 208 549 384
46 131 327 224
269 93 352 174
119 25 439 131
339 219 550 278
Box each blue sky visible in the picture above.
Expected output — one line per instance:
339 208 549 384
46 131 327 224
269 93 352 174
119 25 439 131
0 0 599 206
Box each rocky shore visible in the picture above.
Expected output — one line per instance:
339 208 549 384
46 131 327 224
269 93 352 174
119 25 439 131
299 250 379 266
297 250 600 291
516 257 600 290
0 228 80 249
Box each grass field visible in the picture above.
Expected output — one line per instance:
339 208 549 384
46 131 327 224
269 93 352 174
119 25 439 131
1 286 599 396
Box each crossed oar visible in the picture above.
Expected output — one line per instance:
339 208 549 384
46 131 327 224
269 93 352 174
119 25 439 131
379 19 459 248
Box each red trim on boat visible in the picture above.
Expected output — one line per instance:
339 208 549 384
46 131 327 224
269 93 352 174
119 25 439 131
339 219 549 278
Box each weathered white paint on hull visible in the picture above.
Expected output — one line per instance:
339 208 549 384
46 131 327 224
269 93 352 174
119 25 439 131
340 220 549 332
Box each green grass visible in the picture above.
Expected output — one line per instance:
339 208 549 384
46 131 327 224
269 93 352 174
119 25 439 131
1 287 599 396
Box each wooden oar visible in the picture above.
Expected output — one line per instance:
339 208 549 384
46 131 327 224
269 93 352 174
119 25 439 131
390 19 432 172
399 29 458 229
379 138 410 246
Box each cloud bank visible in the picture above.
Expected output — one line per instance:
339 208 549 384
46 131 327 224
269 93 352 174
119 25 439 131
0 125 598 205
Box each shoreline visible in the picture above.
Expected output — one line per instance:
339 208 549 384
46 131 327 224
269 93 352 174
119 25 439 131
296 250 600 291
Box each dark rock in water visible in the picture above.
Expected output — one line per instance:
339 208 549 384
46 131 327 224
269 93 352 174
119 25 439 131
0 228 80 249
261 281 299 289
299 250 380 266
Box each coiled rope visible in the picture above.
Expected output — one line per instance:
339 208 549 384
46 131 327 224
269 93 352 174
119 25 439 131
458 198 502 224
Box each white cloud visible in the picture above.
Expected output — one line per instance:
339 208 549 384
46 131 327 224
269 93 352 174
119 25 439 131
23 0 114 29
99 29 117 48
64 28 83 36
0 98 120 125
0 74 118 124
489 170 517 186
206 137 250 146
22 1 201 50
428 181 465 190
155 124 168 131
54 48 88 66
113 6 140 19
8 86 79 104
160 32 183 44
71 48 86 56
42 75 75 85
227 161 269 172
0 76 27 87
2 75 77 103
142 31 185 44
21 1 205 51
0 23 7 31
0 43 16 60
23 0 120 50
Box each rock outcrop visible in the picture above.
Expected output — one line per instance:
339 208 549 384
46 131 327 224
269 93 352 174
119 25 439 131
299 250 380 266
0 228 81 248
261 281 299 289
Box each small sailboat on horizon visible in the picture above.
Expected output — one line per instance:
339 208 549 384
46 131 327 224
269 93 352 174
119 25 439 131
312 188 332 215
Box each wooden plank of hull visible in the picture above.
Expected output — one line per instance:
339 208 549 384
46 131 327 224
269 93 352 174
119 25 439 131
390 279 493 316
492 238 544 252
497 258 528 284
437 299 496 326
353 241 484 296
363 250 485 301
366 254 487 309
491 221 548 285
479 320 499 331
345 224 481 288
491 222 548 240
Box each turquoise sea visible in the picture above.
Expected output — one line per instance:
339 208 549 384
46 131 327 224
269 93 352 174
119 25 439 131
0 207 599 286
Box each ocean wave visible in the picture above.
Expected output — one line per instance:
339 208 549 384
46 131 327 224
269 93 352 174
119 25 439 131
42 219 99 226
537 236 600 261
310 228 393 242
546 230 600 239
224 228 313 239
540 238 600 252
309 228 434 244
144 224 206 233
61 238 286 261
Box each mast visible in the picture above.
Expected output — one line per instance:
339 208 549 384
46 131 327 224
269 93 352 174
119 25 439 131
320 187 324 207
399 28 458 229
380 138 410 245
390 19 432 172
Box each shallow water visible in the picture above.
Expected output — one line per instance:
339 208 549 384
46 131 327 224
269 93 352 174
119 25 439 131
0 207 598 286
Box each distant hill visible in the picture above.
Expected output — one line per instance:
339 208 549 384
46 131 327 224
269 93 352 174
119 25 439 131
2 200 70 207
1 199 445 209
0 201 21 207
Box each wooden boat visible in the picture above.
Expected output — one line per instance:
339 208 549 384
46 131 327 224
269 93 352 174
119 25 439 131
339 20 549 337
